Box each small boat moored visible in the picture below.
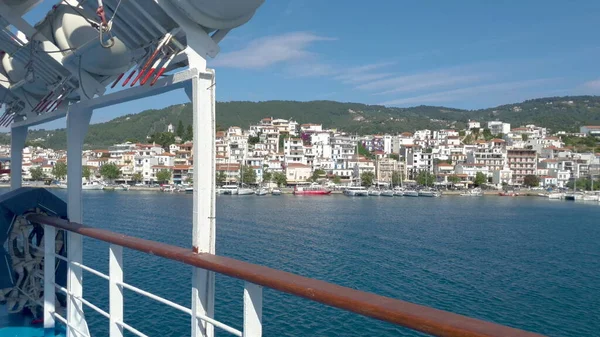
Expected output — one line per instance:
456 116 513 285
343 186 369 196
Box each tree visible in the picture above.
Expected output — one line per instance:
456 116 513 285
262 170 272 184
474 172 486 186
83 166 93 181
149 132 176 150
156 169 172 184
482 128 493 141
273 172 287 187
248 136 260 145
391 171 404 186
184 125 193 142
523 175 540 187
278 133 288 151
99 163 121 183
311 169 325 182
416 171 435 187
176 120 184 138
360 171 375 186
471 128 480 139
357 142 374 159
30 167 45 181
52 162 67 181
216 171 227 185
448 175 461 184
521 134 529 141
332 175 341 184
240 165 256 185
389 153 399 161
463 134 473 145
132 172 143 183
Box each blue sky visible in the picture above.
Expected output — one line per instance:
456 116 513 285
22 0 600 129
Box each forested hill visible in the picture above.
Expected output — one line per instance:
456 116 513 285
4 95 600 149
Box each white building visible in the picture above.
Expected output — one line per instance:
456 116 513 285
468 120 481 130
487 121 511 135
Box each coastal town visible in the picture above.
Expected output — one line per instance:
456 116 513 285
1 115 600 195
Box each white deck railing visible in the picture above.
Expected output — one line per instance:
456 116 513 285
27 214 544 337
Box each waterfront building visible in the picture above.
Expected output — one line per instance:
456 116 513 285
507 149 537 185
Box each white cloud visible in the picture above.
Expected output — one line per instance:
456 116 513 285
379 78 557 106
211 32 334 69
583 79 600 91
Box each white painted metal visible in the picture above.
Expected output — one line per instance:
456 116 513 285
66 106 93 337
54 282 110 319
167 0 263 30
243 282 263 337
9 125 26 190
71 260 109 280
43 225 56 335
187 68 217 337
12 69 195 128
52 311 91 337
109 244 124 337
117 321 151 337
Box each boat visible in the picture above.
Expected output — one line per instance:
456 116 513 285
184 187 193 194
343 186 369 196
218 184 239 195
381 190 395 197
460 188 483 197
293 184 331 195
548 192 564 199
271 189 282 195
237 186 255 195
368 189 381 196
161 184 176 193
255 187 268 196
499 191 518 196
582 194 599 201
104 184 129 191
57 181 104 190
419 189 440 197
403 189 419 197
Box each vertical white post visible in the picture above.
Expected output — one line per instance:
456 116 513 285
184 39 216 337
109 244 123 337
187 69 217 337
243 282 262 337
66 107 93 337
44 225 56 336
10 125 27 190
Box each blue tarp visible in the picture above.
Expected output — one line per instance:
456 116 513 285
0 188 68 291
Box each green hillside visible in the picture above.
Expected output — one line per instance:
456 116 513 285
8 95 600 149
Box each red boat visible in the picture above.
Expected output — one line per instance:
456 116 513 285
293 184 331 195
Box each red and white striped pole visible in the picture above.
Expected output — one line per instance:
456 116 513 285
140 53 164 85
130 30 176 86
150 52 177 86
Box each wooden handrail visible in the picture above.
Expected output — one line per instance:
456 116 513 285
27 214 545 337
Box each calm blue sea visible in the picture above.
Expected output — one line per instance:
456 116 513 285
8 190 600 336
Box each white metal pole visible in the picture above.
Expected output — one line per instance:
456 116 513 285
44 225 56 335
109 244 124 337
186 68 216 337
66 107 93 337
10 125 27 190
183 36 216 337
243 282 263 337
